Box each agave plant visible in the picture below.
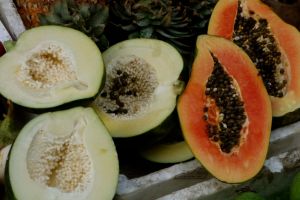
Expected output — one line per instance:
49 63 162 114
107 0 218 55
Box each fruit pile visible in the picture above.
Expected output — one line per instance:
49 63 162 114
0 0 300 199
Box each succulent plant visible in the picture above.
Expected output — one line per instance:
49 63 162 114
15 0 110 50
107 0 218 55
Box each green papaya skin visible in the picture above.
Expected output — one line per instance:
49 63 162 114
290 172 300 200
234 192 265 200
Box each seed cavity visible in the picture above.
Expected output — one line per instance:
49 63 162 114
17 42 87 92
96 55 158 118
233 0 288 97
203 54 247 154
27 117 93 196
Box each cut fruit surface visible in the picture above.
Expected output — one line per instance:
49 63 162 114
6 107 119 200
0 26 104 109
208 0 300 117
93 38 183 137
177 35 271 183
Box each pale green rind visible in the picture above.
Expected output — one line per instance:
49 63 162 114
140 141 194 164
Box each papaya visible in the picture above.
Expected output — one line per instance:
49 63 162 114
177 35 272 183
92 38 184 138
139 112 194 163
208 0 300 118
139 140 193 164
0 26 105 109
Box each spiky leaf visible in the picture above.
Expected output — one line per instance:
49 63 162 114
39 0 110 51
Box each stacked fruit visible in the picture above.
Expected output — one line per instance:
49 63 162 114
0 26 120 199
0 0 300 199
178 0 300 183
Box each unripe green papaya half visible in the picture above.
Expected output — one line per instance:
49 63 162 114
5 107 119 200
93 38 184 138
0 26 104 109
177 35 272 183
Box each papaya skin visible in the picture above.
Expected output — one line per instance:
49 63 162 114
208 0 300 117
177 35 271 183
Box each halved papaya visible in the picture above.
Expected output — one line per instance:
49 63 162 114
208 0 300 117
177 35 272 183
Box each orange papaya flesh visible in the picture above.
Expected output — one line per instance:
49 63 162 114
177 35 272 183
208 0 300 117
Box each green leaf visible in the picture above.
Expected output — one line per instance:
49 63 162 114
156 29 190 39
79 4 91 19
89 6 109 27
128 32 140 39
73 14 86 28
98 35 109 51
38 15 48 25
136 18 151 27
92 25 105 37
52 1 63 16
45 13 64 25
60 0 73 21
167 28 194 37
121 24 138 32
140 27 154 38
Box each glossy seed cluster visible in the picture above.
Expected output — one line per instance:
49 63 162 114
204 54 247 153
233 0 287 97
97 55 158 117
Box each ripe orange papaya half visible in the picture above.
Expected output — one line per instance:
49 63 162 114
208 0 300 117
177 35 272 183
